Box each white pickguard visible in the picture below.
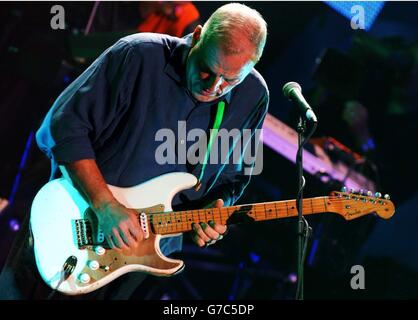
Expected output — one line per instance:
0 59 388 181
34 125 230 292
30 172 197 295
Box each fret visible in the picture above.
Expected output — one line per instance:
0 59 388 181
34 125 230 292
168 212 173 233
266 203 273 221
164 212 168 234
178 211 183 232
161 213 165 233
213 208 219 225
291 200 297 216
173 211 177 232
262 203 268 218
181 211 186 231
219 207 226 225
162 212 166 233
175 211 181 232
186 210 191 231
158 213 163 234
158 214 162 233
170 212 175 233
273 202 279 219
193 209 198 226
274 202 279 219
285 200 289 217
161 213 166 234
195 209 200 224
183 211 188 231
154 214 159 234
176 211 181 231
262 203 267 221
217 207 222 225
190 210 194 225
323 197 328 212
204 208 208 224
255 204 260 220
222 207 229 225
208 208 214 223
264 204 268 220
310 198 314 214
211 208 216 224
152 213 158 234
198 209 204 223
165 212 170 233
281 202 286 217
186 210 192 230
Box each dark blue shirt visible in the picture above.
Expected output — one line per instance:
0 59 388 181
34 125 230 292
36 33 269 255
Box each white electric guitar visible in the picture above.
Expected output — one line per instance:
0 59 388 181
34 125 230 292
30 172 395 295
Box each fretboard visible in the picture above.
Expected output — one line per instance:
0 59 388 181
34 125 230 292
150 196 330 235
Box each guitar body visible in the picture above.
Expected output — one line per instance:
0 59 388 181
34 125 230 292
30 172 197 295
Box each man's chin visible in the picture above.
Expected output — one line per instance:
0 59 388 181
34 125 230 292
192 92 218 103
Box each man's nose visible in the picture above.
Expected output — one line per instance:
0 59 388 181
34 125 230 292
205 75 223 93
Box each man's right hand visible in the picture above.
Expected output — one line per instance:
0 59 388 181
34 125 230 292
93 200 144 252
62 159 145 252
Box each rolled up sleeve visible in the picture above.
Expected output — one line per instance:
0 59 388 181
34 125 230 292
36 39 140 165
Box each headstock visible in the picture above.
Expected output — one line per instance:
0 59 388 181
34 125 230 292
327 188 395 220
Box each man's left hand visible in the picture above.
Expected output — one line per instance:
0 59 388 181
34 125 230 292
191 199 228 248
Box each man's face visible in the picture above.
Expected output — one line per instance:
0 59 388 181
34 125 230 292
186 31 256 103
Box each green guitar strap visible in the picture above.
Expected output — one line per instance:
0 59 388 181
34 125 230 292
194 100 226 192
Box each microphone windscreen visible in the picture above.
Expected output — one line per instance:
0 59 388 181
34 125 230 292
282 82 302 98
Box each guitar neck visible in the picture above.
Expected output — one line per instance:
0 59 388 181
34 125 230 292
151 196 330 235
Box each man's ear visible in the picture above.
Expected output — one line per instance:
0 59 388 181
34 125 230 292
191 25 202 47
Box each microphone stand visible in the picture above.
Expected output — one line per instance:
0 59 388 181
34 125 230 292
295 116 316 300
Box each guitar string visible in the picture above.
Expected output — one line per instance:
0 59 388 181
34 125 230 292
148 199 388 233
80 197 388 240
148 198 387 220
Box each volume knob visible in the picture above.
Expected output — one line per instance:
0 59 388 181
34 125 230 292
78 273 91 284
88 260 100 271
94 246 106 256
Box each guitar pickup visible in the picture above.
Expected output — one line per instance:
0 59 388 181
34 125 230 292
73 219 94 248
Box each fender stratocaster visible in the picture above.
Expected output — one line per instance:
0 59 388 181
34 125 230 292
30 172 394 295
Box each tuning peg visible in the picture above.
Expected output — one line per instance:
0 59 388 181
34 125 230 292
349 188 355 194
341 186 347 192
375 192 382 198
384 194 391 200
367 190 373 197
359 189 364 195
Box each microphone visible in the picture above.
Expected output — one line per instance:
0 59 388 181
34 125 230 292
283 82 318 122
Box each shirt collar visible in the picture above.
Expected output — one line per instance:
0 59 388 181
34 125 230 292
164 34 232 105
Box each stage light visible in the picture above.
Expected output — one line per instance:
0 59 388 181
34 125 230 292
288 273 298 283
9 219 20 232
249 252 260 264
324 1 385 30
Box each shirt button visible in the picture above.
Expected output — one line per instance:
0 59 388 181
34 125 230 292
180 140 185 144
